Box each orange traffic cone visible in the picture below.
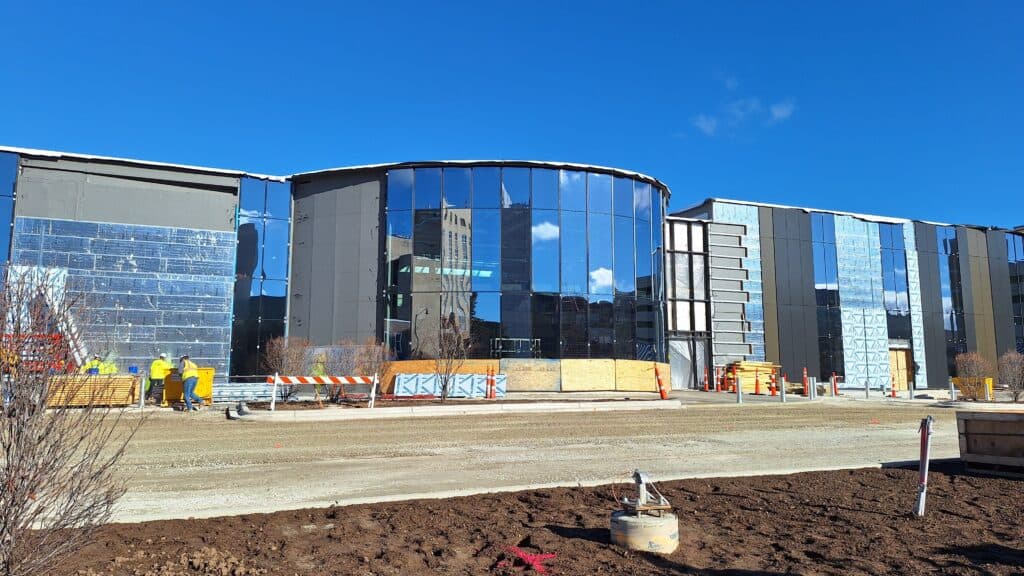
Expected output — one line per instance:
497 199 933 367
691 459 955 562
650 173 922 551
655 366 669 400
802 367 809 396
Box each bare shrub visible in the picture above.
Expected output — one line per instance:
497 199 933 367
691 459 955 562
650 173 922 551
955 352 994 400
1 268 140 576
260 336 311 376
998 351 1024 402
354 337 391 379
432 321 468 402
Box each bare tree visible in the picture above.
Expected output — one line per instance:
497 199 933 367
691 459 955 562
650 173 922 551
1 268 141 576
998 351 1024 403
354 337 391 380
955 352 994 400
260 336 311 376
432 321 468 402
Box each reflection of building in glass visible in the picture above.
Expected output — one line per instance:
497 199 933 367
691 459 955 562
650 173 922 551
676 198 1024 391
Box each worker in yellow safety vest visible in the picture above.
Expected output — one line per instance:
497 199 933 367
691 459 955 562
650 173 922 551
179 354 203 411
98 358 119 375
148 352 173 403
79 354 103 374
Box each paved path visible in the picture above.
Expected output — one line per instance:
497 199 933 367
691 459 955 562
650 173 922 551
114 401 959 522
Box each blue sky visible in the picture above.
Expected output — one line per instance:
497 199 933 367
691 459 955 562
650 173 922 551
1 1 1021 227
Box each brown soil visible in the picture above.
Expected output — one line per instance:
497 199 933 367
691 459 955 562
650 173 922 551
62 463 1022 575
242 397 660 410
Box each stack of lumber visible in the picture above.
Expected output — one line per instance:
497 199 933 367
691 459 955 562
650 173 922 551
46 375 140 407
723 361 781 393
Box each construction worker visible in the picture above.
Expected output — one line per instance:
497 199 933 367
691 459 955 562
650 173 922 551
148 352 173 404
179 354 203 411
98 356 119 375
80 354 103 374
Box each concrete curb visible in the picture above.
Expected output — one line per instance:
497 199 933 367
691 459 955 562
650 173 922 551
237 399 685 422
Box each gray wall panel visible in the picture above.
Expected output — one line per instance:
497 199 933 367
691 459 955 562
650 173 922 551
770 208 819 377
987 231 1015 356
289 171 383 344
16 164 237 231
956 227 977 351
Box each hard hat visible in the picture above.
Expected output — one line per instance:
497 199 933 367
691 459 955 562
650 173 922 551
180 354 189 360
92 354 101 359
159 353 167 358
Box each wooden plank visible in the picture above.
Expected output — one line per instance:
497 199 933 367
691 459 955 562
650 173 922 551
962 453 1024 467
963 420 1024 435
965 435 1024 457
956 411 1024 423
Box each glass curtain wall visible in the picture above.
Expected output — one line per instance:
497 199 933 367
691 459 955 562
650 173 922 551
1008 233 1024 353
232 177 292 375
879 223 912 341
384 164 665 361
936 226 967 375
812 213 843 381
666 219 710 388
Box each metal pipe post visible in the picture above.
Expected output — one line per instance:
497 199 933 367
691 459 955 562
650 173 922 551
736 377 743 404
779 376 786 403
865 378 870 399
948 378 957 402
914 415 935 516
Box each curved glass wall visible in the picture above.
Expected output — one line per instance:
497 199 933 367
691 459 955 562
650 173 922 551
384 164 667 361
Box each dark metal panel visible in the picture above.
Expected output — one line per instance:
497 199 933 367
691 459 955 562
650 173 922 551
915 224 948 388
987 231 1015 355
759 207 780 363
288 194 315 339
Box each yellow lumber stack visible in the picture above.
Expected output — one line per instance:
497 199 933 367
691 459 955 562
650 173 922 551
723 361 780 394
47 375 140 407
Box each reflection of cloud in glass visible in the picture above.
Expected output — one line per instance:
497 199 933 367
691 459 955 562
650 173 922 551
239 208 262 218
501 182 512 208
634 187 652 217
589 267 613 292
559 171 585 187
531 221 559 242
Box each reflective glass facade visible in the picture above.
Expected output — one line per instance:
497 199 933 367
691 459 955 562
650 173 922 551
1008 233 1024 353
384 164 667 361
0 152 16 263
231 177 292 375
935 226 967 375
812 213 843 380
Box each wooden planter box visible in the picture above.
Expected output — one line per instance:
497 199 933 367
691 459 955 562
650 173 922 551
957 410 1024 477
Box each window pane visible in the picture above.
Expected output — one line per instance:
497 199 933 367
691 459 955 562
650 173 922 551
266 181 291 220
588 173 612 214
693 255 706 300
560 295 588 358
652 191 664 250
387 292 412 360
236 216 262 281
239 178 265 218
674 301 692 332
673 253 690 300
561 211 588 293
532 168 558 210
635 217 652 299
442 168 471 209
672 222 689 251
502 208 531 292
636 299 656 360
414 167 442 209
0 197 12 261
532 209 560 292
471 209 500 291
694 302 708 332
613 295 636 359
501 293 532 358
501 167 530 208
387 211 413 291
634 181 652 221
614 177 633 217
470 292 500 359
442 208 471 288
472 167 501 209
531 294 559 358
262 218 290 280
589 294 614 358
388 169 414 212
691 223 705 252
261 280 287 320
413 210 441 292
614 215 635 294
411 292 440 358
560 170 587 212
0 152 17 197
588 212 612 294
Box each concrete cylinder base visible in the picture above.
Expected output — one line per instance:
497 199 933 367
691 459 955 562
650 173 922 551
609 511 679 554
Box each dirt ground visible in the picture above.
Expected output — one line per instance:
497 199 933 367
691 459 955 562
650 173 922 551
63 463 1023 575
114 402 962 522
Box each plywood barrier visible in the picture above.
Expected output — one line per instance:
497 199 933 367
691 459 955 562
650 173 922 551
382 359 499 394
615 360 658 392
46 375 140 407
560 359 616 391
501 358 561 392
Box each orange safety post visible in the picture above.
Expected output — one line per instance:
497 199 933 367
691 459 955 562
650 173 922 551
891 384 897 399
802 367 809 396
715 368 722 392
655 366 669 400
769 371 777 396
754 369 761 395
832 372 839 396
703 367 710 392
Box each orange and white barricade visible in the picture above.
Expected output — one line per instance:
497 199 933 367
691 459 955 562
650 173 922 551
266 373 379 410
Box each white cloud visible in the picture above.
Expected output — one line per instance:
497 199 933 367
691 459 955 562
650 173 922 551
692 114 718 136
727 98 762 123
770 99 796 122
724 76 739 91
589 267 613 293
531 221 559 242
